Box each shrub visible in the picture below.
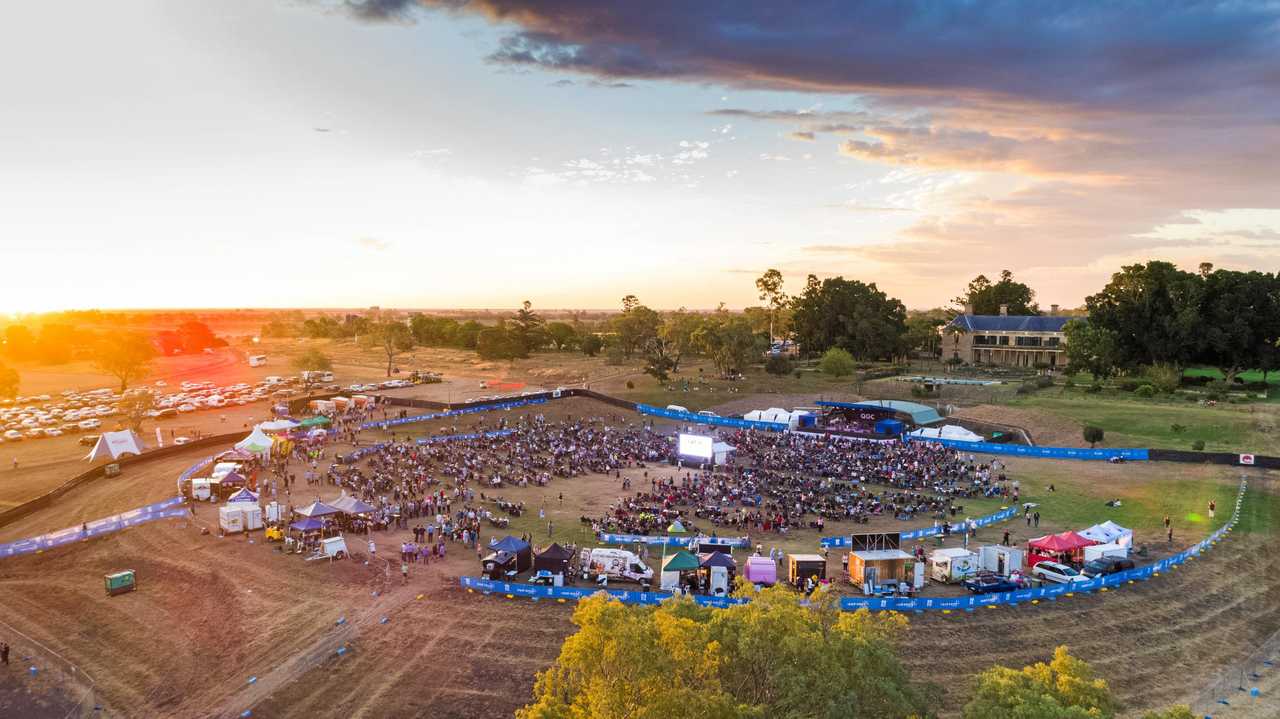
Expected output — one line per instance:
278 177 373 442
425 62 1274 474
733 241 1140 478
1146 364 1182 394
625 380 634 390
1134 384 1156 398
1016 383 1037 395
1083 426 1105 447
1035 376 1054 389
1063 377 1076 390
1086 382 1103 394
911 384 935 398
818 348 856 377
604 344 625 366
764 355 793 376
793 369 802 380
1192 440 1205 451
1170 423 1186 434
1206 379 1230 393
1117 377 1144 392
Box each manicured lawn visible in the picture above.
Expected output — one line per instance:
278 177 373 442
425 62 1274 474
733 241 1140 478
1184 367 1280 385
1008 394 1278 453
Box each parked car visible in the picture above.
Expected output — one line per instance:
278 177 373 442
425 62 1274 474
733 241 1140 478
1031 561 1089 584
3 430 22 441
1081 556 1136 578
962 571 1024 594
79 418 102 430
173 436 194 445
79 434 100 446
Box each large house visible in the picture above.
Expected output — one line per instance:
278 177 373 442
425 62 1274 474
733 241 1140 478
946 304 1074 368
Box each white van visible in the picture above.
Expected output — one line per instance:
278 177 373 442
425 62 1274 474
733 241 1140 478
263 376 284 385
248 355 268 367
579 548 654 584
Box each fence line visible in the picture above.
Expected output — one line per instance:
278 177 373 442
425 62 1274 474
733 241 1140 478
0 615 97 718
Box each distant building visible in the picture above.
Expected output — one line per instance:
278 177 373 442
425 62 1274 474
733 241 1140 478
946 303 1074 368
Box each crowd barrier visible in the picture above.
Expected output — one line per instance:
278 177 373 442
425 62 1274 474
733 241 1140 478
819 505 1020 548
460 479 1246 613
634 403 789 432
460 576 749 608
597 534 751 548
906 436 1150 462
0 497 188 559
416 429 516 444
359 397 548 431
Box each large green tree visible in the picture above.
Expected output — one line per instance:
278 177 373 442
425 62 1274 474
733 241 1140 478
614 301 662 359
1197 269 1280 383
519 586 932 719
368 321 415 377
755 268 789 342
1083 261 1205 372
94 332 155 392
790 275 908 360
692 316 764 377
954 269 1039 315
509 300 546 355
0 362 18 399
963 646 1117 719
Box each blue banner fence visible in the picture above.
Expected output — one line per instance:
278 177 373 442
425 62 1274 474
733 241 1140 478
820 505 1020 548
597 533 752 548
634 403 789 432
905 436 1150 462
0 497 189 559
360 398 548 431
460 480 1246 613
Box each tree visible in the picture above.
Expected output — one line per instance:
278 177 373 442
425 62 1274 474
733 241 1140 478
519 586 931 719
755 268 788 342
118 391 155 432
95 332 155 391
963 646 1117 719
819 347 856 377
291 348 333 373
176 320 219 354
369 322 414 377
476 326 525 360
764 355 792 376
1197 270 1278 384
580 334 604 357
660 310 707 372
1083 261 1204 372
790 276 908 360
903 311 947 360
509 300 546 355
954 269 1039 315
545 322 579 351
1083 426 1105 448
1 324 35 360
641 336 679 384
614 302 662 359
0 362 17 399
1063 320 1120 379
692 317 763 377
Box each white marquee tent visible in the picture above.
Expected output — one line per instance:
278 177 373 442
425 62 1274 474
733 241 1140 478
908 425 984 443
1080 520 1133 547
235 426 274 456
84 430 146 462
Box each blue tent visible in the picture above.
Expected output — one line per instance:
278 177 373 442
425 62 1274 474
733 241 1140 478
875 418 906 435
226 488 259 504
296 501 340 517
489 535 532 572
290 517 325 531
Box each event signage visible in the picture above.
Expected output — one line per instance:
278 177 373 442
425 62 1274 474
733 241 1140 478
597 533 751 548
359 397 548 431
0 497 188 559
819 505 1019 548
905 436 1149 462
635 404 788 432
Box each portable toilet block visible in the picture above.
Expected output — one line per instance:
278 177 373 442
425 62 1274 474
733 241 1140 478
104 570 136 596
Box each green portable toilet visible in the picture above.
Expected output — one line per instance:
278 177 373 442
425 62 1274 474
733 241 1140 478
104 570 136 596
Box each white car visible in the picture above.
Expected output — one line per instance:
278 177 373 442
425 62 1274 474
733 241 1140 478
173 436 193 445
1031 561 1089 584
79 419 102 430
178 404 197 413
45 428 63 437
24 428 44 439
3 430 22 441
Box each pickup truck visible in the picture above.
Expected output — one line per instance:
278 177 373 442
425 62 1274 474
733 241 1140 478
962 571 1024 594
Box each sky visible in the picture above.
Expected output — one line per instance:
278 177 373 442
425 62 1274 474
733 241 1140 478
1 0 1278 313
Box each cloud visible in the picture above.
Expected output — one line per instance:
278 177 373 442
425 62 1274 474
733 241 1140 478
342 1 1280 116
356 237 392 251
788 131 815 142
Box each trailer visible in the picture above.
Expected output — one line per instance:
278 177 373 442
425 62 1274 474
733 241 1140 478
105 570 136 596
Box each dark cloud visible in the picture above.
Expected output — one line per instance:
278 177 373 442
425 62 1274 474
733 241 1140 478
345 1 1280 114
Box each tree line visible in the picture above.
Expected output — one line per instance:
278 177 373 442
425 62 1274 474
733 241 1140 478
1066 261 1280 383
518 586 1197 719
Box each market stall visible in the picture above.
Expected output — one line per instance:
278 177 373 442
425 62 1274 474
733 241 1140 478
1027 530 1097 569
1080 520 1133 548
697 552 736 596
660 550 701 592
849 549 913 594
488 535 532 573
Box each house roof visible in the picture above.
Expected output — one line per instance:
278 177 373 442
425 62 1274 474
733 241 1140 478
949 314 1074 333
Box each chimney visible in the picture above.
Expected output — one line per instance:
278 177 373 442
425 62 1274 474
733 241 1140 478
999 304 1008 316
1050 304 1059 315
964 302 974 315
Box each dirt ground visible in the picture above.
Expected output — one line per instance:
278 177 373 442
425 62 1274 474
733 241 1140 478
0 384 1276 718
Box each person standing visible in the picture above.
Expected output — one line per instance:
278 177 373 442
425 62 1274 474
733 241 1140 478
401 560 409 584
1 642 9 666
1208 500 1216 520
1033 511 1040 528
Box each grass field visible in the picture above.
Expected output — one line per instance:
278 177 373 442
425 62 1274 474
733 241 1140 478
1006 394 1279 453
1184 367 1280 385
